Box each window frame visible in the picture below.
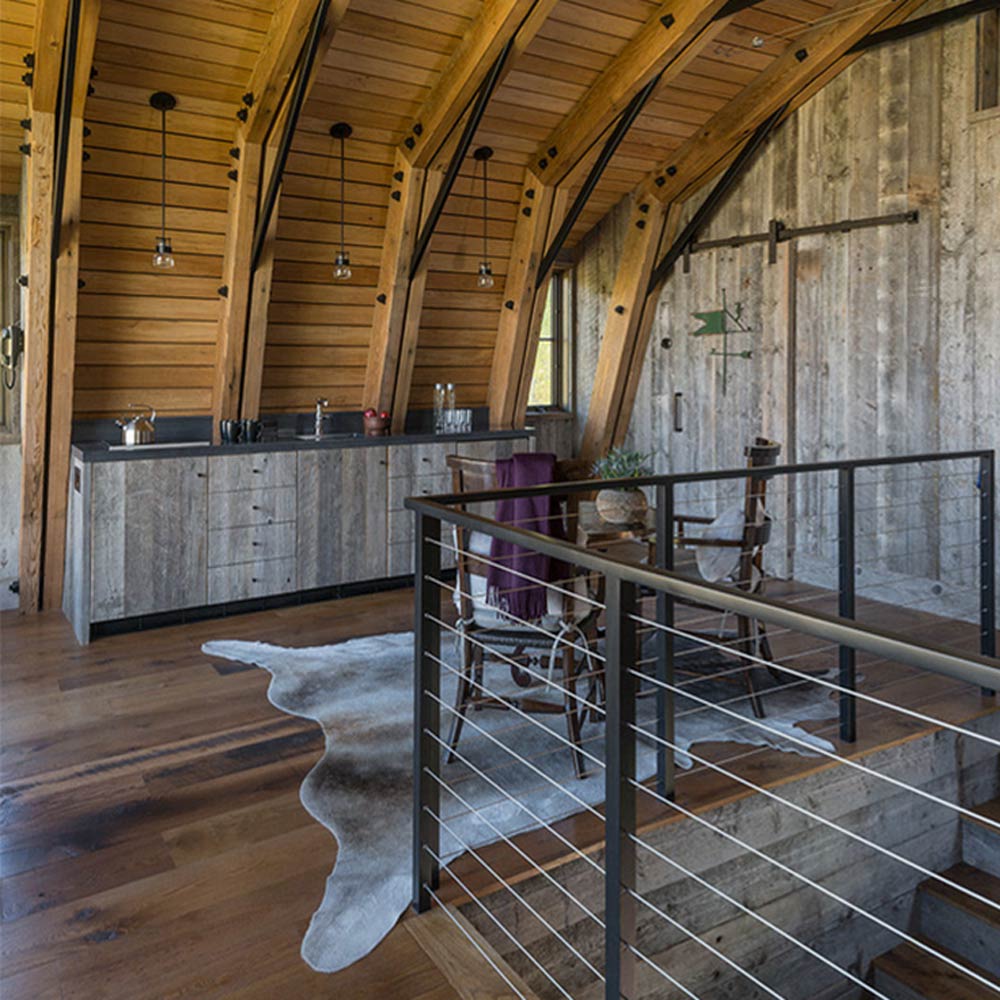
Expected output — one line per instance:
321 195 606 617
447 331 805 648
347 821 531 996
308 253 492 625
0 214 20 441
528 268 573 412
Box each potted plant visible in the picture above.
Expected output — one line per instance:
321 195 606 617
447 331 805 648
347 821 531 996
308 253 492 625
592 448 653 524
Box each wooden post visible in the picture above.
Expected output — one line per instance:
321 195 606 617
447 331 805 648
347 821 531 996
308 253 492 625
41 0 101 611
487 175 559 429
18 0 71 613
579 200 673 461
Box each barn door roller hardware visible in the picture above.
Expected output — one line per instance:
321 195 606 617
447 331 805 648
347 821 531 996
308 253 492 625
249 0 332 274
408 35 514 282
536 70 663 288
647 103 788 295
680 209 920 270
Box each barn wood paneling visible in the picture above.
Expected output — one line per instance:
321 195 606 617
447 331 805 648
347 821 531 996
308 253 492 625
575 21 1000 601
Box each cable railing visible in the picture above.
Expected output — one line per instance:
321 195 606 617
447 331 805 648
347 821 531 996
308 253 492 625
408 449 998 1000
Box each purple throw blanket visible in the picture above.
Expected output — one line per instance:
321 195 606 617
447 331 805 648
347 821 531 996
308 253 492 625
487 452 566 622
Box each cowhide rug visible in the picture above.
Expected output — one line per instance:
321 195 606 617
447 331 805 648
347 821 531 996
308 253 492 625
201 631 838 974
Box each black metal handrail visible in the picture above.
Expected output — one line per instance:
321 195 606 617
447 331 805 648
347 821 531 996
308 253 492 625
410 449 997 1000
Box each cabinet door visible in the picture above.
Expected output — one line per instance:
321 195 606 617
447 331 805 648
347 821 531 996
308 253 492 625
298 447 388 589
121 458 208 616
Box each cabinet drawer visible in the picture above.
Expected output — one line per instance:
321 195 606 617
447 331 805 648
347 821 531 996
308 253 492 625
389 525 458 569
387 441 454 479
208 521 297 568
209 486 297 529
209 452 297 492
208 557 297 604
388 472 451 512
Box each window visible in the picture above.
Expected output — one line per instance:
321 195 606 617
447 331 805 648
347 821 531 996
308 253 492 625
976 9 999 111
0 217 19 438
528 270 571 409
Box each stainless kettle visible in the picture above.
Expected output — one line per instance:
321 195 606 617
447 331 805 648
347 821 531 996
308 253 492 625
115 403 156 445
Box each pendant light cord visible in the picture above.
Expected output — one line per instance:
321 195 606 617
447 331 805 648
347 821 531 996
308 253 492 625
339 134 346 257
160 107 167 240
481 155 488 263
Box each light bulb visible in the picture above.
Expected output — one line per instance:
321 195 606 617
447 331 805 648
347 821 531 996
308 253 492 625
152 237 175 270
334 251 352 281
477 261 494 288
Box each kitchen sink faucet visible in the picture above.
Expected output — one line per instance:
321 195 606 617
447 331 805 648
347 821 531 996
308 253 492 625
314 397 329 438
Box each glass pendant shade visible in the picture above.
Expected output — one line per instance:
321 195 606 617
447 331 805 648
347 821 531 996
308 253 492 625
477 261 494 288
334 250 352 281
152 236 175 269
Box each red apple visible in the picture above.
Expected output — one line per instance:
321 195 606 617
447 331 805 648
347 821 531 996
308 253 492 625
379 411 390 420
363 408 376 417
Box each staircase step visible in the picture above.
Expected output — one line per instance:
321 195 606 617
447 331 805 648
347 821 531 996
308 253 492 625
963 800 1000 880
916 864 1000 979
871 941 1000 1000
404 906 539 1000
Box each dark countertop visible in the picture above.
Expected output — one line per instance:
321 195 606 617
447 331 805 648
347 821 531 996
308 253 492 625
71 428 533 463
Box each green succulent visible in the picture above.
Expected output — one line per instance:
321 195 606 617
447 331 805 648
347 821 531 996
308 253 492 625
592 447 653 488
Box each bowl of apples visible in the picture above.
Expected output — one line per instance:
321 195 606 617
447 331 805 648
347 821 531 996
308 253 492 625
363 408 391 437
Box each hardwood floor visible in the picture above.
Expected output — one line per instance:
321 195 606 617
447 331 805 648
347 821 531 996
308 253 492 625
1 586 995 998
0 590 461 999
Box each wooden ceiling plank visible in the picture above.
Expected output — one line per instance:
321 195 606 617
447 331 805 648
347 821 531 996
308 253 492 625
534 0 734 187
647 0 932 205
364 0 558 425
212 0 348 430
404 0 544 170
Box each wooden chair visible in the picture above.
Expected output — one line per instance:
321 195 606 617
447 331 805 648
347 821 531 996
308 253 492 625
670 438 784 718
444 455 599 778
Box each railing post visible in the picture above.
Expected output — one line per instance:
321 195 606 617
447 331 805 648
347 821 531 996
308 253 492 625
838 466 857 743
655 481 676 800
980 453 996 695
605 574 638 1000
413 511 441 912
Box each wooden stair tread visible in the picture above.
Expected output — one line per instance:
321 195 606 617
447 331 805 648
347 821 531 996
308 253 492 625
873 941 1000 999
922 864 1000 927
403 907 539 1000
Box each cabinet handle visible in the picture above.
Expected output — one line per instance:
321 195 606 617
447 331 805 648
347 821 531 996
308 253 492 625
251 505 272 516
196 472 206 478
251 577 259 583
421 457 430 463
252 541 261 547
252 467 262 474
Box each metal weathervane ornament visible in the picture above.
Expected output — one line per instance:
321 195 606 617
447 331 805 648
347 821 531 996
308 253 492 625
690 289 754 394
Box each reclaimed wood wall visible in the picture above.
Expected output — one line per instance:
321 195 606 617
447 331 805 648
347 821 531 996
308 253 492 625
574 16 1000 610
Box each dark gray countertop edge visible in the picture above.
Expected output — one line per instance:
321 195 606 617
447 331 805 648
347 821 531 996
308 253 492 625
72 429 534 464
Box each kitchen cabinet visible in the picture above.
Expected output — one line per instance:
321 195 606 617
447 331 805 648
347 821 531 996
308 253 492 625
90 456 208 620
64 433 531 643
297 447 388 589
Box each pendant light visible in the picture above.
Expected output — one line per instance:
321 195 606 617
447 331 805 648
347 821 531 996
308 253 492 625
149 91 177 269
330 122 353 280
473 146 494 288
